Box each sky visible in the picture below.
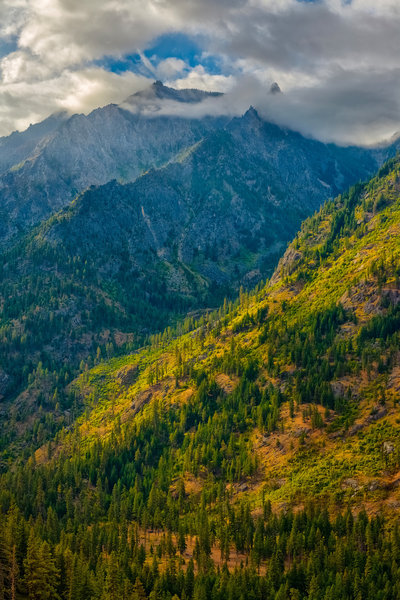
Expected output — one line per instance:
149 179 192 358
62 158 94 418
0 0 399 145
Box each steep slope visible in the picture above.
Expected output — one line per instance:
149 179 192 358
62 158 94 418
27 106 390 294
0 112 69 176
1 158 400 600
38 155 400 502
0 82 227 247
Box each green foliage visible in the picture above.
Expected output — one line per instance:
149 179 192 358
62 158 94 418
1 157 400 598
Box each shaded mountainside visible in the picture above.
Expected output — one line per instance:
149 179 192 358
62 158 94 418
0 158 400 599
0 112 69 176
0 83 227 248
47 106 379 291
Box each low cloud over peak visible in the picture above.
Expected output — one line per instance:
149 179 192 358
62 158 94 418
0 0 399 145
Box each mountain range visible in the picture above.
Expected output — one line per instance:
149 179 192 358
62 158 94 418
0 81 398 252
67 155 400 514
1 82 400 450
0 83 227 248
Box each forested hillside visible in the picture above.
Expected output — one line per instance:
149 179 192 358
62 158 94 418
0 157 399 599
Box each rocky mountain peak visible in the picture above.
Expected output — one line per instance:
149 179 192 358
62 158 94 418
124 81 223 107
242 105 263 126
270 82 281 94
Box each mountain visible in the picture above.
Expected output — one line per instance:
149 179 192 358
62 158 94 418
0 82 227 248
0 111 68 176
47 155 400 508
0 83 399 461
0 157 399 599
0 106 388 426
43 106 384 289
124 79 223 107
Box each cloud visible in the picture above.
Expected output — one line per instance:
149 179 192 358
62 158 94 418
0 67 149 136
17 0 174 70
259 69 400 146
169 66 235 94
219 2 400 74
154 57 188 80
0 0 399 144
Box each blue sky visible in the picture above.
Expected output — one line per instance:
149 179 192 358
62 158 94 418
99 33 224 79
0 38 17 60
0 0 399 145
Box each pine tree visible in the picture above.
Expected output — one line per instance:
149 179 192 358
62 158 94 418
0 530 9 600
24 533 60 600
103 553 122 600
178 525 187 555
132 577 147 600
10 545 18 600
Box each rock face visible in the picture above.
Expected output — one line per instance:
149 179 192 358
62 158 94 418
42 106 383 295
0 83 227 247
0 112 68 175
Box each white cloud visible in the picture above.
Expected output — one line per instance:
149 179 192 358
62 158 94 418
0 67 149 136
169 66 235 94
155 57 188 80
0 0 399 144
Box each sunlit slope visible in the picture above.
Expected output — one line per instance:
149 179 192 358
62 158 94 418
37 156 400 511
